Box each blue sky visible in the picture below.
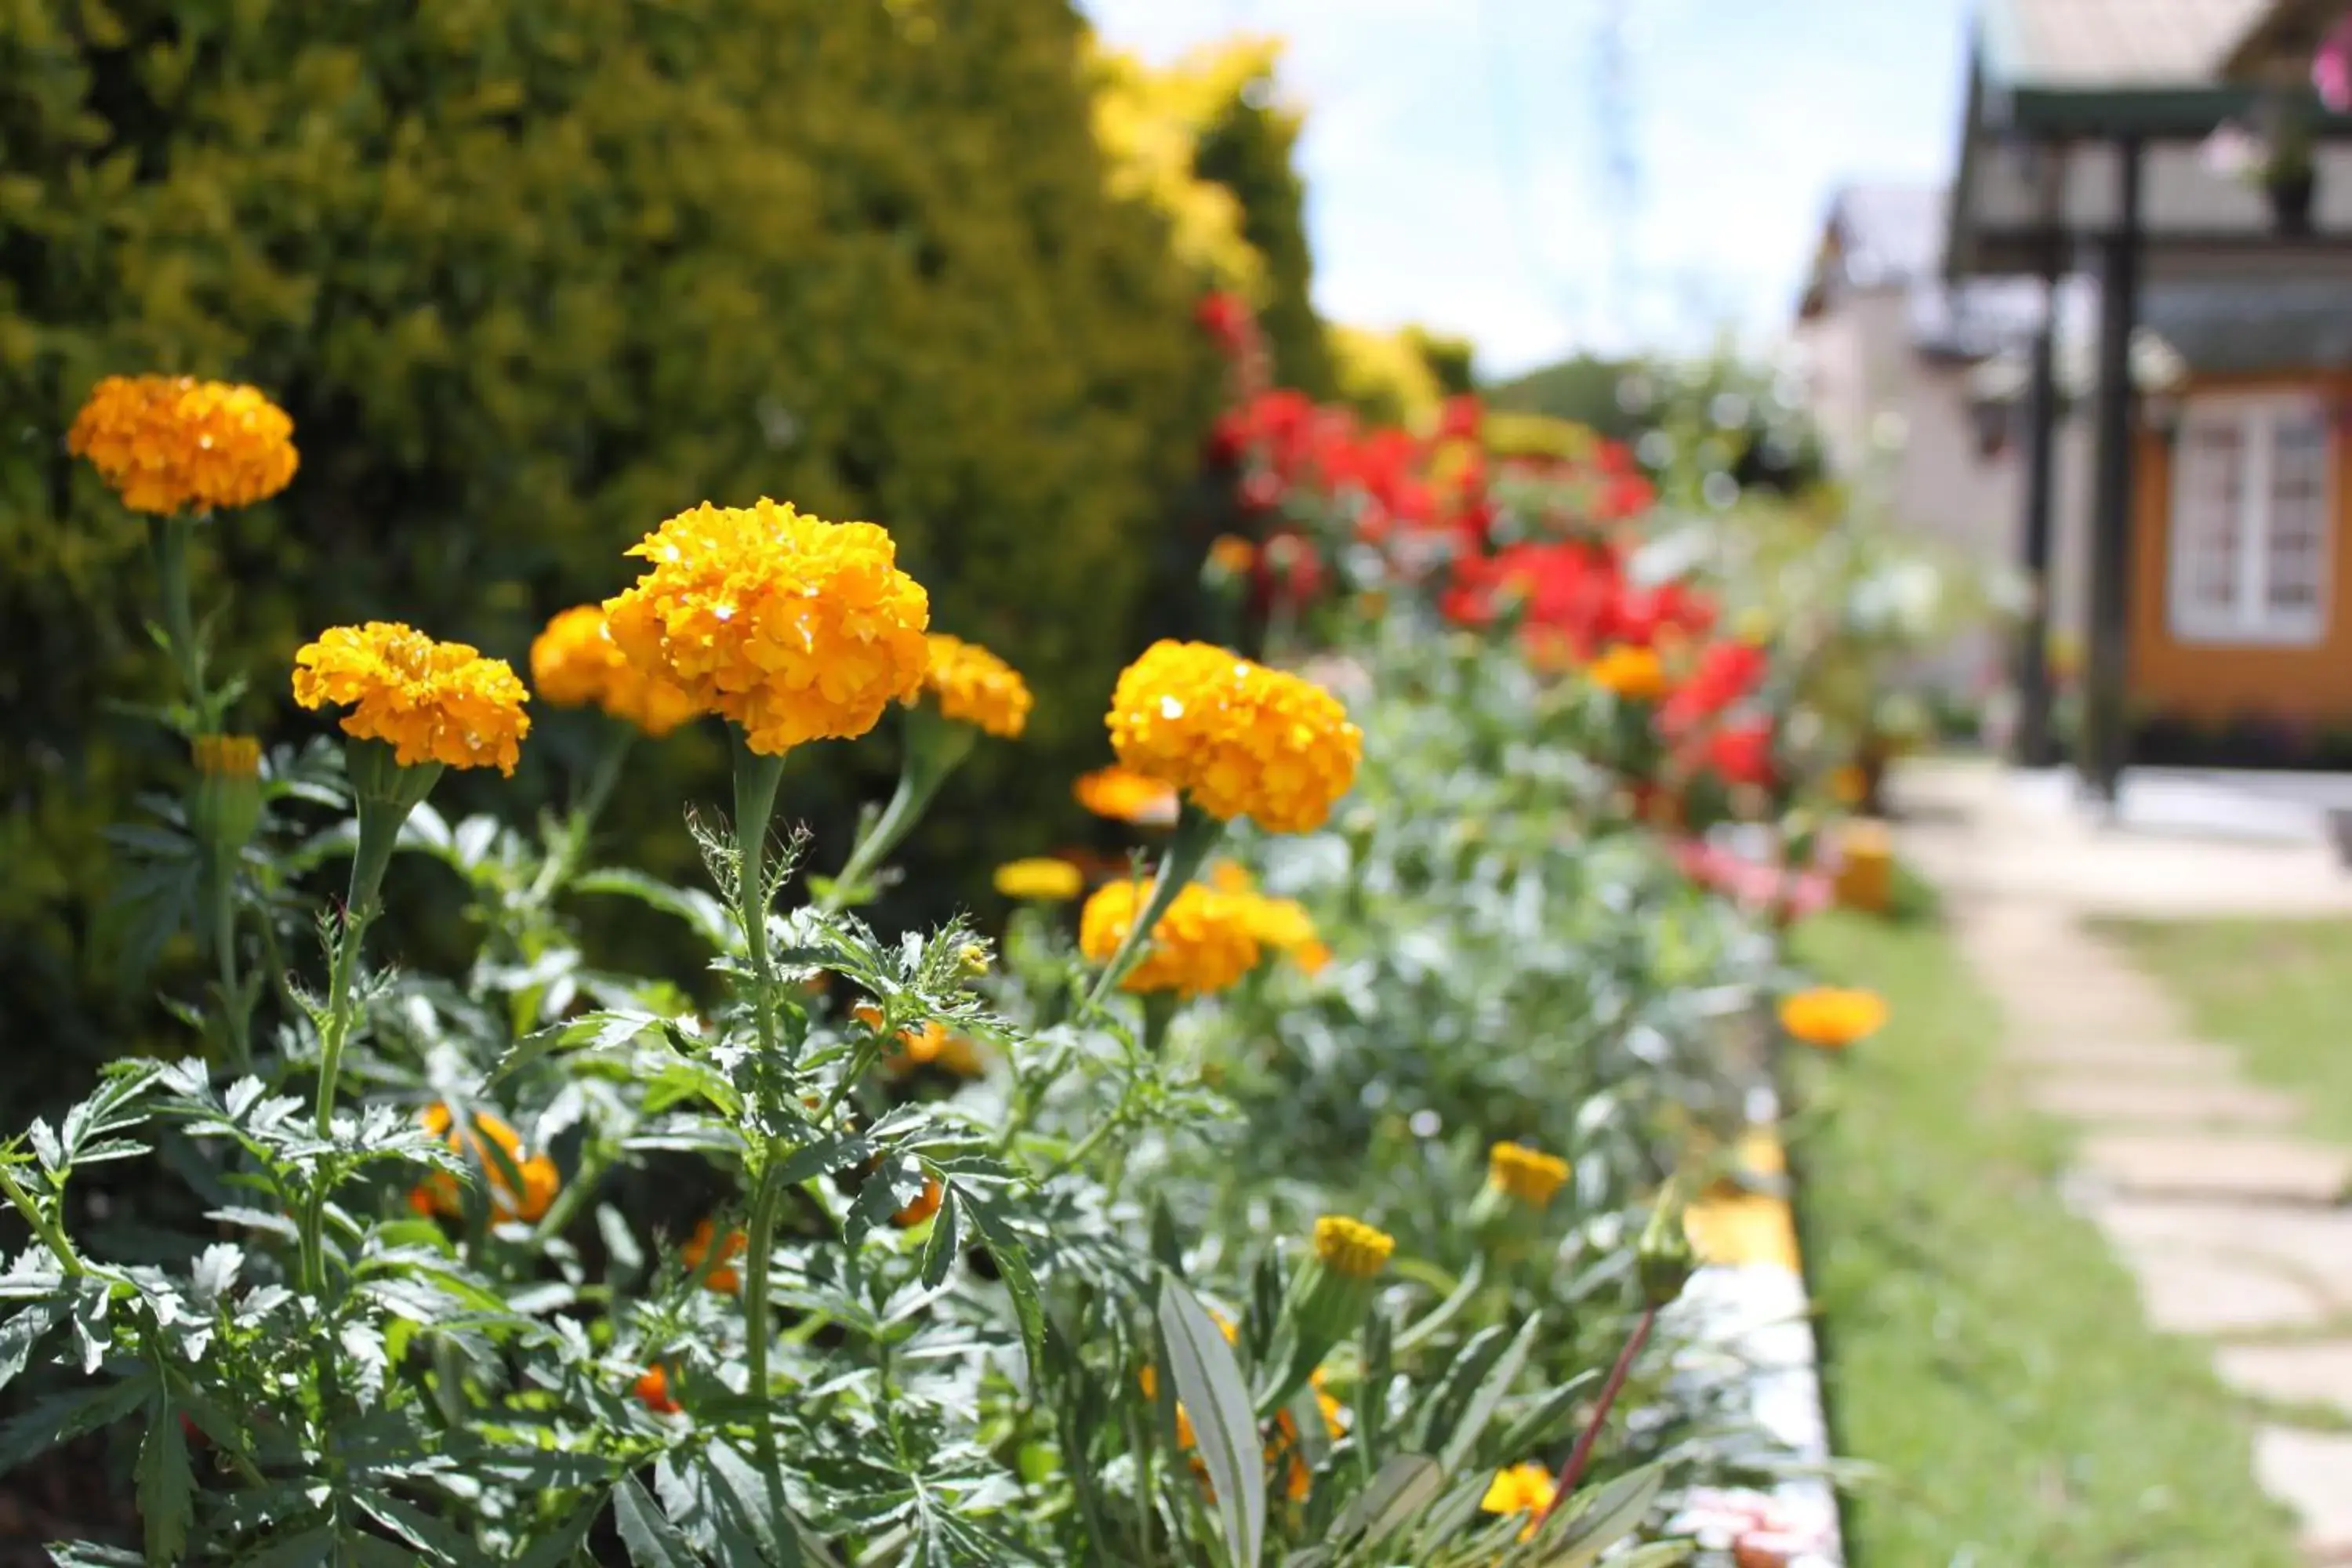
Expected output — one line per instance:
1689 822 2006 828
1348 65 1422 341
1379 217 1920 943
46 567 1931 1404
1080 0 1977 376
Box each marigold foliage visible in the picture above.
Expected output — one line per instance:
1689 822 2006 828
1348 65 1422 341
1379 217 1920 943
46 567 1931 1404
918 633 1032 739
1073 764 1180 826
529 604 702 739
411 1105 559 1224
1105 640 1361 833
1310 1214 1394 1279
66 375 298 516
1487 1141 1570 1207
291 622 531 775
993 857 1085 902
1078 877 1261 997
603 499 931 756
1777 985 1889 1051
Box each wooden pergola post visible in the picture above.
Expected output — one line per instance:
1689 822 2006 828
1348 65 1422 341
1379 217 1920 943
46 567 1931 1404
2079 134 2145 808
2013 149 2067 769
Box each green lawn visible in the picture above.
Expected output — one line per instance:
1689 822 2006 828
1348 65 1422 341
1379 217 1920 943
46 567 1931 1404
1790 910 2303 1566
2102 916 2352 1149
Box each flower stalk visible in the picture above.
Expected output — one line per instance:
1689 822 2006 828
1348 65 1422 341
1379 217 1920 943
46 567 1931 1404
825 705 975 913
1081 807 1223 1012
732 736 789 1060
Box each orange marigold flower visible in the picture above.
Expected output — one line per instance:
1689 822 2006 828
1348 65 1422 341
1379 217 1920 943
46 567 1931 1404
893 1177 945 1229
681 1216 748 1293
993 857 1084 902
881 1019 986 1080
67 374 298 515
292 622 531 775
1312 1215 1394 1279
1078 877 1261 997
529 604 702 737
1074 764 1179 826
1587 642 1668 702
1105 641 1361 833
1207 535 1258 574
916 633 1032 739
1487 1142 1570 1207
414 1104 559 1224
633 1366 680 1414
1235 891 1324 971
602 498 930 756
1777 986 1889 1051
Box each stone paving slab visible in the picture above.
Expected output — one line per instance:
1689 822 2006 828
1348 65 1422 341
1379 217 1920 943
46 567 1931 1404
2074 1131 2352 1205
2219 1343 2352 1418
2002 1036 2244 1076
2024 1077 2303 1127
2256 1427 2352 1559
2108 1241 2334 1334
2085 1197 2352 1306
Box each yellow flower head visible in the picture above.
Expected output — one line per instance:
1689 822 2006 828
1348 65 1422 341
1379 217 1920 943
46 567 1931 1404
191 735 262 779
1078 877 1261 997
916 633 1033 739
1235 891 1327 972
1480 1461 1558 1536
292 622 531 775
1778 986 1889 1051
67 375 298 515
1075 764 1180 826
412 1104 558 1224
993 857 1085 902
1106 641 1362 833
529 604 702 737
1312 1214 1395 1279
602 499 930 757
1587 642 1668 702
681 1216 747 1293
1487 1142 1570 1207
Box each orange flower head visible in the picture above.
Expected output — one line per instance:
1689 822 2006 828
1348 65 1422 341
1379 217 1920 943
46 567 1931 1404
1487 1142 1570 1207
415 1104 559 1223
1105 641 1361 833
1587 642 1668 702
893 1176 945 1229
633 1366 680 1414
916 633 1032 739
529 604 702 737
1078 877 1261 997
681 1216 748 1292
68 374 298 515
1777 986 1889 1051
993 856 1085 902
1075 764 1180 826
292 622 531 775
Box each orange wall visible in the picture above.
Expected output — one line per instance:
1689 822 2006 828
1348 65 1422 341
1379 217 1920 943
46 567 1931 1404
2129 371 2352 725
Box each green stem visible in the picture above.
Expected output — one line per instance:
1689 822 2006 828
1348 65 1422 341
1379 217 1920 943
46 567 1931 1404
154 511 214 729
732 737 789 1061
1080 808 1223 1014
1047 1105 1130 1181
314 803 401 1138
211 865 252 1072
822 707 974 915
526 728 634 909
526 1134 618 1248
742 1149 786 1476
0 1167 82 1277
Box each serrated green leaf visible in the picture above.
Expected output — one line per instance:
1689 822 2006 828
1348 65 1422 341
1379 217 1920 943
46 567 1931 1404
918 1185 961 1290
615 1472 702 1567
0 1368 152 1476
958 1189 1044 1374
1160 1273 1264 1568
136 1400 194 1564
0 1303 57 1395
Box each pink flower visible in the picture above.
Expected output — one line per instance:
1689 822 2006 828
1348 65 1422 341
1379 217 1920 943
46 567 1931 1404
2317 16 2352 112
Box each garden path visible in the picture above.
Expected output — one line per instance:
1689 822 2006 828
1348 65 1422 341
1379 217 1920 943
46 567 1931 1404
1889 757 2352 1563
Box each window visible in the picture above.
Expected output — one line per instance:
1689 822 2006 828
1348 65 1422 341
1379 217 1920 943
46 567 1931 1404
2168 394 2332 644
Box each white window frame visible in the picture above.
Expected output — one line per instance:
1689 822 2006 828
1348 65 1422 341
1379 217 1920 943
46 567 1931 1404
2166 390 2333 648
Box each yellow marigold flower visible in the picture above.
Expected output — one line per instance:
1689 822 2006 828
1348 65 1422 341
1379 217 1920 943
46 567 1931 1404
67 374 298 515
681 1216 747 1293
1105 640 1362 833
1587 642 1668 702
1239 892 1319 959
191 734 261 779
1828 763 1868 807
1778 986 1889 1051
1481 1461 1558 1537
412 1105 558 1224
993 857 1084 902
1078 877 1261 997
1207 859 1254 894
917 633 1032 739
1207 535 1258 574
892 1176 945 1229
881 1018 987 1080
601 498 930 757
529 604 702 738
1487 1142 1570 1207
1075 764 1180 826
292 622 531 775
1312 1215 1394 1279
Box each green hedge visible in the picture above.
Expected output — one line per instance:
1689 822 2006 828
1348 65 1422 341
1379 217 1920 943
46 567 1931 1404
0 2 1225 1095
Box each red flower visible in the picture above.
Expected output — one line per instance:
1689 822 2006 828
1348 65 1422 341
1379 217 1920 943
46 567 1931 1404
1660 640 1768 732
1704 722 1774 786
1196 292 1254 355
1437 394 1484 442
1252 532 1326 612
1240 470 1283 512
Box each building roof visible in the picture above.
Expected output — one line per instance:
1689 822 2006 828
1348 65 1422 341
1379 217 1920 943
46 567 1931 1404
1965 279 2352 401
1982 0 2270 89
1802 182 2045 358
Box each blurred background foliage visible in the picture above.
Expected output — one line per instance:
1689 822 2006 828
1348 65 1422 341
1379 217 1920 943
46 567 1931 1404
1 0 1251 1098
